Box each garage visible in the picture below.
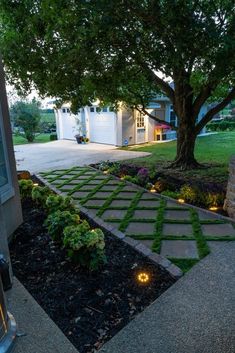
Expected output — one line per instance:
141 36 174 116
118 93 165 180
89 111 117 145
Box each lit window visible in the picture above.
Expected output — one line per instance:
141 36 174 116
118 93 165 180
136 111 145 128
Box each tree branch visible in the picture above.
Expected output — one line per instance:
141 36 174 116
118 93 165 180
195 87 235 133
138 61 175 102
135 105 177 130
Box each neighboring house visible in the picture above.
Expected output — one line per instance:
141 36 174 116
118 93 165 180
55 96 207 146
0 58 22 239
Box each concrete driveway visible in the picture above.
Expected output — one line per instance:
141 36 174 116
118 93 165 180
14 140 150 173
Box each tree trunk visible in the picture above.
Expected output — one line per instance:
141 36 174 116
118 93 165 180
171 122 200 170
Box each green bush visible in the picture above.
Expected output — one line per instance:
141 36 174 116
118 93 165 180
180 185 198 203
18 179 34 199
32 185 52 206
123 175 139 184
108 162 121 175
154 179 168 193
46 195 75 213
207 120 235 131
161 190 180 199
63 222 105 270
50 133 57 141
45 210 80 242
202 192 224 208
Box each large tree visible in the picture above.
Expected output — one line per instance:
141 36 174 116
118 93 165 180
1 0 235 169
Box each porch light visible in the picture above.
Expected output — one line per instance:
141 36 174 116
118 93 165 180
178 198 185 204
137 272 150 284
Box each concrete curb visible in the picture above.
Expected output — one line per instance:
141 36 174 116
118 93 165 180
36 173 183 279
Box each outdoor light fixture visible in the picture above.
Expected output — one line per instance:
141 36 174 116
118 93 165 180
150 188 156 193
209 206 218 211
33 183 39 186
137 272 150 284
178 198 185 203
103 170 108 175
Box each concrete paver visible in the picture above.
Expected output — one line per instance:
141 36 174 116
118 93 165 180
125 222 155 235
161 240 199 259
201 223 235 237
163 223 194 236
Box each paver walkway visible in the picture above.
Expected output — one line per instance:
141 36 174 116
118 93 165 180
40 166 235 269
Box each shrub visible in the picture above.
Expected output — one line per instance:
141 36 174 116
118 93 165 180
99 160 111 171
146 182 153 190
154 178 168 193
50 133 57 141
63 222 105 270
18 179 34 199
180 185 198 203
123 175 139 184
108 162 121 175
137 167 149 185
202 192 224 208
32 185 52 206
45 210 80 242
46 195 75 213
161 190 180 199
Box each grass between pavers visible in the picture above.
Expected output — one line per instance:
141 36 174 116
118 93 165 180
190 209 210 259
118 191 144 232
168 258 199 273
152 198 166 253
96 183 126 216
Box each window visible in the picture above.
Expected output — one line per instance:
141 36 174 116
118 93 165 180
96 107 101 113
170 106 177 127
67 108 70 113
136 111 145 128
0 105 13 203
102 107 108 112
90 107 95 112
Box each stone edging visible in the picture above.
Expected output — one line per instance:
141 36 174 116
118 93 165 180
36 173 183 280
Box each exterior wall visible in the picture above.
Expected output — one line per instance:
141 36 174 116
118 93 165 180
121 107 135 146
0 58 22 238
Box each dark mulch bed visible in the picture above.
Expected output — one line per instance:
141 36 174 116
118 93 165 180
10 198 175 353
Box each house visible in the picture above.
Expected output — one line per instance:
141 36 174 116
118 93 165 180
0 58 22 240
55 96 207 146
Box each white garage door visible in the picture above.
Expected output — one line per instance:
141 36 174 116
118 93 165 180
89 112 116 145
60 112 79 140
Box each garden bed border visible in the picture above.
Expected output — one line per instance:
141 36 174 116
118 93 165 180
36 165 235 279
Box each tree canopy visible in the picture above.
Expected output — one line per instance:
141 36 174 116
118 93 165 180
1 0 235 168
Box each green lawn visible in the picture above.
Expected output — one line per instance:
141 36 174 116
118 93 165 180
13 133 51 145
122 132 235 184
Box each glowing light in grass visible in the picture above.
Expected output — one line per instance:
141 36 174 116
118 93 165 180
33 183 39 186
103 170 109 175
137 272 150 284
150 188 156 193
